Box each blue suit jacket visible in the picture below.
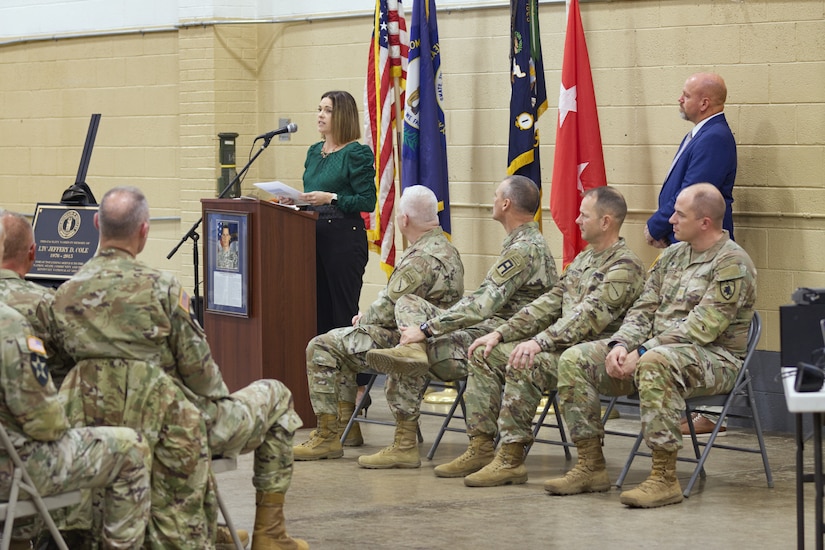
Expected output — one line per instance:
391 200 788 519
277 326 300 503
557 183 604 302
647 113 737 244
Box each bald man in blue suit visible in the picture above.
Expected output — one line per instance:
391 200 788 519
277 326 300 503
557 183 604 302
645 73 736 248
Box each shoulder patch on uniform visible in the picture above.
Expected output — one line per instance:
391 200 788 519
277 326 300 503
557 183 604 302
388 270 424 301
30 352 50 387
716 264 744 303
27 336 46 356
605 267 632 284
179 288 191 313
603 268 633 307
717 264 744 281
491 252 525 285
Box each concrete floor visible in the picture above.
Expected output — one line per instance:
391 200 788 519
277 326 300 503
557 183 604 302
216 388 812 550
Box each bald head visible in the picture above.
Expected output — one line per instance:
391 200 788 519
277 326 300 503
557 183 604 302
680 72 727 124
1 211 36 276
98 187 149 240
691 72 727 106
1 211 34 263
683 183 726 228
585 186 628 226
502 175 541 216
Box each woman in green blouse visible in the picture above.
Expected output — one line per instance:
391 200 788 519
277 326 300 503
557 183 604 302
299 90 376 337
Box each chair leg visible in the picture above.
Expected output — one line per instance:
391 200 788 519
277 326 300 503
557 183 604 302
552 394 572 460
746 378 774 488
528 392 572 460
683 400 734 497
426 380 467 460
216 484 244 550
615 431 645 489
1 469 22 550
601 396 618 424
341 374 378 444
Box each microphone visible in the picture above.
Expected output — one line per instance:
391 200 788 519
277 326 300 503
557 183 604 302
255 123 298 141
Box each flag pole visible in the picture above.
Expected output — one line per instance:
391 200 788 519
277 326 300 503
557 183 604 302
392 75 409 251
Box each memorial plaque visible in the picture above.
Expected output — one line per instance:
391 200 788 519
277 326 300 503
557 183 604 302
27 203 98 281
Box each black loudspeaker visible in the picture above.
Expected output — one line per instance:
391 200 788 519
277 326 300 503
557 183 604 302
795 362 825 392
780 303 825 367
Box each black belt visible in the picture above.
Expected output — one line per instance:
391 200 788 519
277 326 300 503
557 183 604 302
308 205 354 221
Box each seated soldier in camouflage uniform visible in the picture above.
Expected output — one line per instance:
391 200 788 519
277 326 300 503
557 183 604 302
293 185 464 460
436 186 644 487
544 183 757 508
52 187 307 549
362 175 558 469
0 222 151 550
0 211 73 387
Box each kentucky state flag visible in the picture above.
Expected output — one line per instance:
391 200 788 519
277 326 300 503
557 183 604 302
507 0 547 198
401 0 450 234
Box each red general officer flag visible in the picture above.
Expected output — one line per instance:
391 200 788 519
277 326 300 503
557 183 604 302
550 0 606 266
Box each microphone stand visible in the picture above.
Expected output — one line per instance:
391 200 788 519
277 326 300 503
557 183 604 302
168 135 275 325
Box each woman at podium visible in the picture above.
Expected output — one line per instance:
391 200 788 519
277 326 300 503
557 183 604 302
298 90 376 336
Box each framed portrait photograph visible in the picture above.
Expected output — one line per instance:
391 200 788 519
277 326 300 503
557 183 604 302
205 210 249 317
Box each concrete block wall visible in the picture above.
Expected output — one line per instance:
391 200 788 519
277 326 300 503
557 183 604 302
0 1 824 353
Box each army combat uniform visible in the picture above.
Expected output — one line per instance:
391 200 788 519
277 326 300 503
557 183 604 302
386 221 557 422
0 269 72 386
53 248 303 549
0 303 151 548
557 232 756 453
469 238 644 446
305 227 464 416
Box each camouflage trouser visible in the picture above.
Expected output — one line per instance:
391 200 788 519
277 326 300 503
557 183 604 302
0 426 151 548
60 359 212 550
558 339 741 452
388 295 499 421
209 379 304 494
467 342 561 444
306 325 400 415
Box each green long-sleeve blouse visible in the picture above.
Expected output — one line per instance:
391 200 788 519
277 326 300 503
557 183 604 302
302 141 376 213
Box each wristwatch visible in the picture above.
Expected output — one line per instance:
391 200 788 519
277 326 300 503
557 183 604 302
637 345 648 356
330 193 338 206
420 322 434 338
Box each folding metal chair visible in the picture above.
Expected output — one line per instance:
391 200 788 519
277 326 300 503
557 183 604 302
423 377 468 460
212 456 244 550
340 372 423 445
0 422 81 550
615 311 773 497
528 390 573 460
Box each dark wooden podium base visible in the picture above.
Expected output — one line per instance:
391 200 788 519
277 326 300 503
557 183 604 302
202 199 317 428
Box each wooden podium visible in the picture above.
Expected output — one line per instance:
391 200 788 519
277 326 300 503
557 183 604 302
202 198 317 427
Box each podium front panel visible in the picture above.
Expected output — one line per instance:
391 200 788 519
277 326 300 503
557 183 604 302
202 198 317 427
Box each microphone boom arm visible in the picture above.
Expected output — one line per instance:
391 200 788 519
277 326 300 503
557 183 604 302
167 135 277 324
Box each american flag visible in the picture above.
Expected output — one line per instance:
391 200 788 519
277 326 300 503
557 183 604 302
364 0 408 275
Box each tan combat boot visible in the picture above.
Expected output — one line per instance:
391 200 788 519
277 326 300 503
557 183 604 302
543 437 611 495
434 434 496 478
619 449 683 508
293 414 343 461
365 343 430 377
251 492 309 550
357 420 421 468
463 442 528 487
338 401 364 447
216 525 250 549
